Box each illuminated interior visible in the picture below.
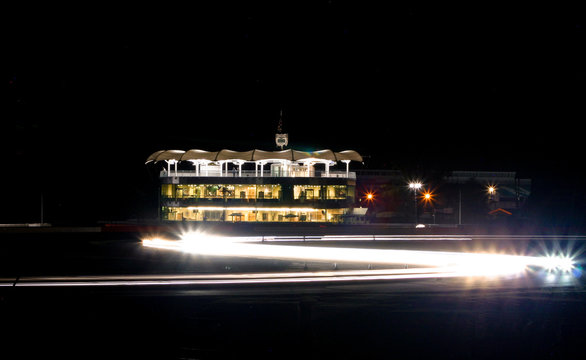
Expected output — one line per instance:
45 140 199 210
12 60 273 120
161 206 347 222
162 184 283 200
162 184 351 201
293 185 348 200
149 148 361 223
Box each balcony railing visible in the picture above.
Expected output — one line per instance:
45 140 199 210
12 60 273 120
160 169 356 179
160 197 352 207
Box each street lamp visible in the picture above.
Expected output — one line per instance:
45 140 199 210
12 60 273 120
408 181 423 225
421 189 436 224
486 185 497 211
408 182 423 191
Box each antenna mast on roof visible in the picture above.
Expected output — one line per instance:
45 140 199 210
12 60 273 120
275 108 288 150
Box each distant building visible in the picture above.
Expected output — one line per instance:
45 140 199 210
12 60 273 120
146 149 363 223
444 171 531 212
355 170 531 224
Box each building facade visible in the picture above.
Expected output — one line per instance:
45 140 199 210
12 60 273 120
355 169 532 224
146 149 362 223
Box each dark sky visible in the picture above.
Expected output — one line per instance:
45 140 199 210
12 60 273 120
4 2 586 224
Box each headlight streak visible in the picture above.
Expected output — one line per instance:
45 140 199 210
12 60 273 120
5 235 577 287
226 235 475 242
10 268 465 287
142 234 576 278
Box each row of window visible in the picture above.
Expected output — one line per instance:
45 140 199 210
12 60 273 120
161 206 347 223
293 185 348 200
162 184 281 200
161 184 351 200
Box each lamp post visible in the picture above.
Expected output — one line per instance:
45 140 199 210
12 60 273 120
422 190 435 224
408 181 423 225
487 185 497 211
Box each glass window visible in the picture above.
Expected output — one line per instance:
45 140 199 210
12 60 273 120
294 185 323 199
257 184 281 199
326 185 347 199
162 184 285 200
161 207 347 223
161 184 174 198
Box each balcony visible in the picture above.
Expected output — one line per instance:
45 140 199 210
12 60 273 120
160 169 356 179
160 196 351 208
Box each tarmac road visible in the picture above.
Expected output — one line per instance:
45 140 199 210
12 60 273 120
0 231 584 359
1 271 585 359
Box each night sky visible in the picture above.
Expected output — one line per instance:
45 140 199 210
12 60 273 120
4 2 586 226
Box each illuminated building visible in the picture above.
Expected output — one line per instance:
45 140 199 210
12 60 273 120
146 149 362 223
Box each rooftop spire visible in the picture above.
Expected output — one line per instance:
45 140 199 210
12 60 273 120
277 109 283 133
275 108 288 149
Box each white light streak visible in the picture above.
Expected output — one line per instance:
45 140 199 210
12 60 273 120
12 268 462 287
142 233 575 278
182 234 474 243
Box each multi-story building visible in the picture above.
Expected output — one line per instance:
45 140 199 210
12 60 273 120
146 149 363 223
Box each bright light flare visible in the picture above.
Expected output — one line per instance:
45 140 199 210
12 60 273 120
421 190 435 204
362 190 376 203
142 233 576 278
541 255 575 273
408 182 423 190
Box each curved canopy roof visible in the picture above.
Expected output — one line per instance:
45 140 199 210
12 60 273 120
215 149 255 161
181 149 218 162
146 149 363 164
334 150 363 162
146 150 185 163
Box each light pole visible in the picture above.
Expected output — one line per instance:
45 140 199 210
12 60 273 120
422 190 435 224
408 181 422 225
487 185 497 211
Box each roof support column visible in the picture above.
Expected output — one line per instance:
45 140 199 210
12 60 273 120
255 161 267 177
342 160 351 178
167 160 178 176
232 160 245 177
189 160 199 176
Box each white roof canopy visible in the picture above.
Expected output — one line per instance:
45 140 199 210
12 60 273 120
146 150 185 163
146 149 362 164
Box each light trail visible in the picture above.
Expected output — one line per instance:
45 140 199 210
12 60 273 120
7 268 476 287
184 234 475 242
142 233 576 277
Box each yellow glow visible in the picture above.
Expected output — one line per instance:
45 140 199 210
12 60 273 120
487 185 497 194
420 189 435 204
366 193 373 200
185 206 319 212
